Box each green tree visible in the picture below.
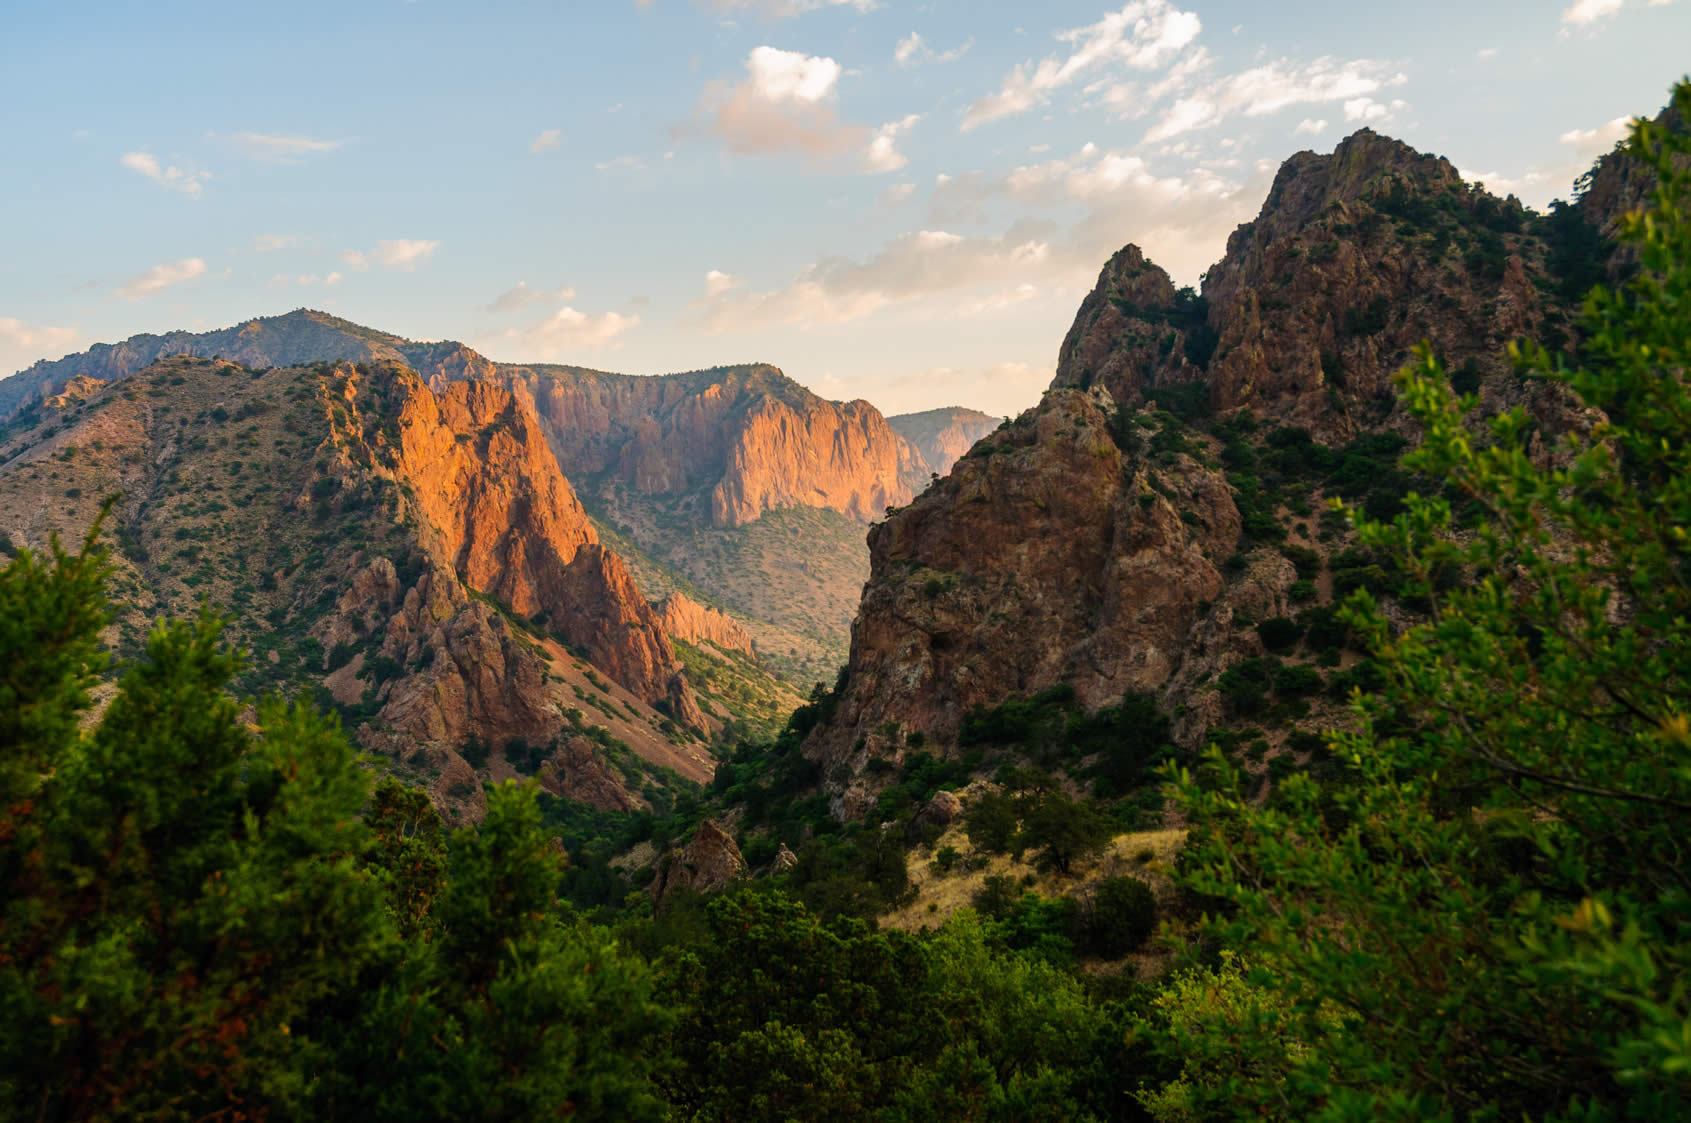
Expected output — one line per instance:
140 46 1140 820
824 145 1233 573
0 524 671 1121
0 522 390 1120
1018 789 1113 875
966 788 1020 853
1171 85 1691 1120
309 782 672 1121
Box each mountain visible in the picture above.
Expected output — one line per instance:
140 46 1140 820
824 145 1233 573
0 353 717 823
803 125 1629 818
3 311 994 688
886 407 1003 480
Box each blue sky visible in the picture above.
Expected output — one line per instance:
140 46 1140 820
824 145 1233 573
2 0 1685 416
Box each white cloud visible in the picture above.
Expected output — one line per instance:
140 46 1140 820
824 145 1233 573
964 1 1203 130
865 114 921 172
502 306 639 356
529 128 562 154
704 270 741 297
0 318 80 375
596 155 646 172
1143 57 1406 143
1294 118 1328 135
1562 0 1626 22
252 233 300 252
230 132 345 162
120 151 206 197
1344 97 1389 122
895 31 971 66
116 258 207 300
748 44 841 101
372 239 439 269
325 271 343 285
487 281 577 313
1476 47 1500 59
686 45 906 172
340 250 369 270
1560 116 1631 157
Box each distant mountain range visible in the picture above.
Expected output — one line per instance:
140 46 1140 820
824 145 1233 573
1 312 1001 684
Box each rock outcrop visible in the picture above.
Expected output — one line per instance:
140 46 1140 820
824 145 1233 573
652 592 756 656
650 819 746 904
384 372 703 728
807 385 1237 818
809 122 1632 817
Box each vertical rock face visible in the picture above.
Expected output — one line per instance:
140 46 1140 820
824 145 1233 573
810 123 1629 818
652 592 756 656
469 364 920 528
887 407 1003 480
807 387 1238 818
387 373 703 728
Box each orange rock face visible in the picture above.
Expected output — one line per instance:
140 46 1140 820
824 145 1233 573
413 362 923 527
652 592 755 656
387 374 703 728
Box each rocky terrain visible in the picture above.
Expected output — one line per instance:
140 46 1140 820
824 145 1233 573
0 354 716 823
6 318 989 688
804 124 1634 818
653 591 755 657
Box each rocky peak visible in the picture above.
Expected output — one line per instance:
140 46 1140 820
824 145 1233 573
1051 245 1208 409
650 819 746 904
805 112 1630 819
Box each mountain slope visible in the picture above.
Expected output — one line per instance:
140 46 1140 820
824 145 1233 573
4 315 978 687
0 354 714 823
804 124 1628 818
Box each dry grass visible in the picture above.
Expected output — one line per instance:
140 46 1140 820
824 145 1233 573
881 824 1186 920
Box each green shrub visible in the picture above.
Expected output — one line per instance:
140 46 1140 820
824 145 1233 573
1087 876 1158 957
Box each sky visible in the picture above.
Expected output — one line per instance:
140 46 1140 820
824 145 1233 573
1 1 1686 418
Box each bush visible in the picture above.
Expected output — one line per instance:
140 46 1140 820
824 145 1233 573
965 790 1019 854
1273 664 1325 697
1087 876 1158 957
1256 617 1304 652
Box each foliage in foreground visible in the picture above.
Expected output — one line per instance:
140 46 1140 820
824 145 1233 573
0 523 669 1121
1172 83 1691 1121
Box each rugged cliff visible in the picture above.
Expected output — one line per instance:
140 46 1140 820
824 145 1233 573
806 124 1634 818
0 354 714 823
3 317 968 687
653 591 756 657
